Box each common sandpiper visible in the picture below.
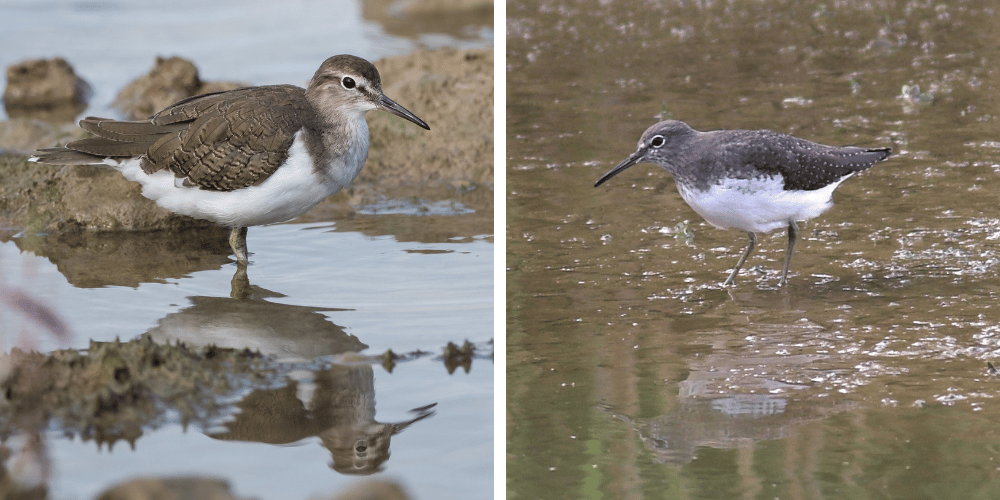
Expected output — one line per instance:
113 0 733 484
31 54 430 263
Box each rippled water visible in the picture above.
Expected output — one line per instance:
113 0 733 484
508 0 1000 498
0 0 493 498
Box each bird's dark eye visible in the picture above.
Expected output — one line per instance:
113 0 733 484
341 77 356 89
650 135 665 148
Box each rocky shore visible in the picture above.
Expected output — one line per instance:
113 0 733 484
0 47 493 234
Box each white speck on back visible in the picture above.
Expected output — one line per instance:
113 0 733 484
111 130 364 227
678 174 851 233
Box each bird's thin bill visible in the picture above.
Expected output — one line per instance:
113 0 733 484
379 95 430 130
594 150 643 187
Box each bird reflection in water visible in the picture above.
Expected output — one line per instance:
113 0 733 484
208 363 436 475
174 263 437 474
8 231 439 474
147 262 365 359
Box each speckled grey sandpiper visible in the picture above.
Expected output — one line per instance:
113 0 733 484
595 120 891 286
31 54 429 263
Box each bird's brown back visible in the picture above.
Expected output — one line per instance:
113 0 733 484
64 84 316 192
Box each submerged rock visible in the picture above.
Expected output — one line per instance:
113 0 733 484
95 477 413 500
96 477 246 500
321 479 413 500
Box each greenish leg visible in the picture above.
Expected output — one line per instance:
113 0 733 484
723 231 756 286
780 220 798 287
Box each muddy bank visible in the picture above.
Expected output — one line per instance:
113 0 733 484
0 47 493 233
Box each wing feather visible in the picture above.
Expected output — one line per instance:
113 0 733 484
726 131 891 191
52 85 315 191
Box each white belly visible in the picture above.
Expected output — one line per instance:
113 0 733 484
677 175 848 234
110 132 366 227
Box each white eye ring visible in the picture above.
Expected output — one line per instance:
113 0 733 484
650 135 665 148
341 77 356 89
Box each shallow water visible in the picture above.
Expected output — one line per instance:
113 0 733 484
508 0 1000 498
0 1 493 498
2 215 493 499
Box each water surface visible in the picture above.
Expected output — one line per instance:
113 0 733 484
0 1 493 498
3 215 493 499
508 0 1000 498
0 0 492 121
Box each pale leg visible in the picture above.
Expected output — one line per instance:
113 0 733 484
230 261 250 299
724 231 756 286
229 226 249 263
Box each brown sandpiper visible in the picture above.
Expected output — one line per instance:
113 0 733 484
595 120 891 286
31 54 430 263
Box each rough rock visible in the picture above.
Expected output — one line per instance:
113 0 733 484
3 57 91 123
362 47 493 190
0 47 493 233
112 56 246 120
0 118 85 156
0 153 212 233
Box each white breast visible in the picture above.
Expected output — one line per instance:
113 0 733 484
677 175 849 234
111 127 369 227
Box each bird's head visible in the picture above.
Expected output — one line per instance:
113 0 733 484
306 54 429 130
595 120 695 187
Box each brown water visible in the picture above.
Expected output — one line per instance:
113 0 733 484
508 0 1000 498
0 1 493 498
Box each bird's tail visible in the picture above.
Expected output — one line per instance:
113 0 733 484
867 147 892 162
30 116 183 166
30 147 109 166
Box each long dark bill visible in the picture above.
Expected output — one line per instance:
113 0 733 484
594 149 644 187
379 95 430 130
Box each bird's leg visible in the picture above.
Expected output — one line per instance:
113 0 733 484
724 232 756 286
229 226 249 263
780 220 798 286
230 261 251 300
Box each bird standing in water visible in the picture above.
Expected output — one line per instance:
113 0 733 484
32 54 430 262
595 120 890 285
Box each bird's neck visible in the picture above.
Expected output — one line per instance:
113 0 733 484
303 111 371 186
668 134 710 190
